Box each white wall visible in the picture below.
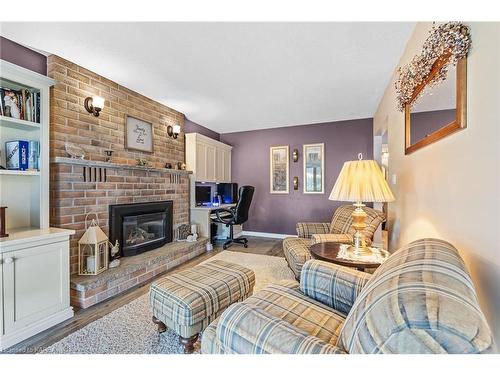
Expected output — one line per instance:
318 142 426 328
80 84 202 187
374 22 500 350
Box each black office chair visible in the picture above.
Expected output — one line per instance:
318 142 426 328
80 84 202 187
212 185 255 250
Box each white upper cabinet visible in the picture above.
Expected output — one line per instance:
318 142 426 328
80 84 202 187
186 133 232 183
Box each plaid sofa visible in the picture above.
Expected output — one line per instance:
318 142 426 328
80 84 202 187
201 238 492 354
283 205 386 279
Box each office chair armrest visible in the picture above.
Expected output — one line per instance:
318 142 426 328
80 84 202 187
214 208 235 224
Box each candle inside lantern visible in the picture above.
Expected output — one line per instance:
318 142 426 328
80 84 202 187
86 255 96 273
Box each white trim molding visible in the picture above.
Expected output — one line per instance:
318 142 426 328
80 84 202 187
239 231 296 239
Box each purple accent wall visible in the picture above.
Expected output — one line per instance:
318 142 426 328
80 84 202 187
0 37 47 75
185 118 220 141
410 109 456 144
220 118 373 235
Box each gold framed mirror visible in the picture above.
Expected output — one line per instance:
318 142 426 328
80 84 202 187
405 55 467 155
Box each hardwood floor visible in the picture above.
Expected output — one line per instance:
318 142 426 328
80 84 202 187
5 236 284 354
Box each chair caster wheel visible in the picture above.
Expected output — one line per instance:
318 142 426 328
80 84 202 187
244 243 248 248
223 245 228 250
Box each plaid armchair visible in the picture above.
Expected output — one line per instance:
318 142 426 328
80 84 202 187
201 239 492 354
283 205 386 279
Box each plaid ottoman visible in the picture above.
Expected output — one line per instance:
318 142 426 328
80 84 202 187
149 259 255 353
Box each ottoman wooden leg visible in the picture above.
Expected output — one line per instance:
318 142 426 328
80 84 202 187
179 333 199 354
152 316 167 333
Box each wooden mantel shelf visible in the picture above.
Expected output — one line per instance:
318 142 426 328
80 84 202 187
51 157 193 175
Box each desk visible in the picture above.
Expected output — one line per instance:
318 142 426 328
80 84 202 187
190 204 241 241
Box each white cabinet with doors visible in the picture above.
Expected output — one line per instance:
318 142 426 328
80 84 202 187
0 229 74 350
186 133 232 183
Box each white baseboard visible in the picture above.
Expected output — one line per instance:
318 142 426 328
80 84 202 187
0 307 74 351
239 231 296 239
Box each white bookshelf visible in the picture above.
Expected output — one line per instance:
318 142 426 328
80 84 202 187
0 59 53 232
0 59 75 351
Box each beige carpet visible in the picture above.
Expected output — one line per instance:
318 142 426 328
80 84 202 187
39 251 295 354
201 250 295 292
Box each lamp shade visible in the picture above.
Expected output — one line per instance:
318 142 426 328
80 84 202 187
91 95 105 110
329 159 395 203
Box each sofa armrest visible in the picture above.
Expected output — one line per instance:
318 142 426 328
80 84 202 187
311 233 353 245
300 260 371 316
215 303 345 354
296 222 331 238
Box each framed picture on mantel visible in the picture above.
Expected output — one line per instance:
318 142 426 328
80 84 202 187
125 115 154 153
270 145 289 194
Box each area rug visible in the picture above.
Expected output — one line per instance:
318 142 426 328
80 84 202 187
40 251 295 354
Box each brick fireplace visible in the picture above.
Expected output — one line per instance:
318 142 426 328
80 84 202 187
47 55 202 308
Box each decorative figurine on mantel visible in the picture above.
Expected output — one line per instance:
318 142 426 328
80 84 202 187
108 240 121 268
104 150 114 163
65 142 86 159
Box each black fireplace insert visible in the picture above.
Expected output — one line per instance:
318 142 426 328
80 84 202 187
109 201 173 257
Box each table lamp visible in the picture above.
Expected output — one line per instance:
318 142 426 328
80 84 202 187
329 154 395 256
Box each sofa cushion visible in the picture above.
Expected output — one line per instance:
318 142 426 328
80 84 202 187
338 238 493 354
300 260 371 316
214 302 345 354
242 280 345 346
283 237 312 279
330 205 385 241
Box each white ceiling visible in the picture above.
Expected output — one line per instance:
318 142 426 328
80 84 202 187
1 22 415 133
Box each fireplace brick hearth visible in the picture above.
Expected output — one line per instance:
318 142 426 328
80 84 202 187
70 238 208 309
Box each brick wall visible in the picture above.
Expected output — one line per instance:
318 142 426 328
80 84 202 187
48 55 185 167
50 163 190 275
47 55 191 275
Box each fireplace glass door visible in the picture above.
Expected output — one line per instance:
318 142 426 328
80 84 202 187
122 212 167 252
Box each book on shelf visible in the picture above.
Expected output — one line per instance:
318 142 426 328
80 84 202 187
0 86 40 123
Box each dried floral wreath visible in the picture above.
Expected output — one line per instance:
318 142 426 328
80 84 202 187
395 22 471 112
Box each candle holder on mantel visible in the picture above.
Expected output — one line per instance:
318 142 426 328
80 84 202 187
0 207 8 238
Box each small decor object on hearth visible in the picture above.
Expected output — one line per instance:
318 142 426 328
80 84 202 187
78 213 109 276
125 115 154 153
65 142 86 159
176 224 191 241
395 22 471 112
108 240 121 268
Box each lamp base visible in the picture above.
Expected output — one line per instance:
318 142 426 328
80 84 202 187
346 244 373 257
349 202 370 256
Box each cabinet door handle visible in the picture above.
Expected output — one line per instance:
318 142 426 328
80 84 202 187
4 257 14 264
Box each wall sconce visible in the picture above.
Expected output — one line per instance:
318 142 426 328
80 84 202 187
84 95 105 117
292 148 299 162
167 124 181 139
293 176 299 190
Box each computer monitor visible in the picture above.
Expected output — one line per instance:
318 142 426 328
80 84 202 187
195 185 212 206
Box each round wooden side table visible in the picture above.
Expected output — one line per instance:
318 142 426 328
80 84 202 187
309 242 383 272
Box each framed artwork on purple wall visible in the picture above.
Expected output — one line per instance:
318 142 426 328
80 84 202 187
269 145 289 194
303 143 324 194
